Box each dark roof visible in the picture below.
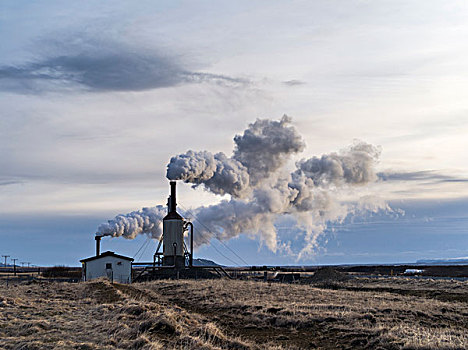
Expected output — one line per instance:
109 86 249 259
80 251 134 263
163 210 183 220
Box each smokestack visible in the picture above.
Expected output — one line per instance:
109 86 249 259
95 235 102 256
170 181 177 213
163 181 184 267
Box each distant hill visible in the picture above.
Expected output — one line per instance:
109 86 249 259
416 257 468 265
192 258 221 267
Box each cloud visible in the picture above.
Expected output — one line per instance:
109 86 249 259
378 170 468 184
282 79 306 86
0 179 23 187
0 40 246 93
184 72 248 87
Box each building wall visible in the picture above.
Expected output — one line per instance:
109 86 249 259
83 256 132 283
163 219 185 257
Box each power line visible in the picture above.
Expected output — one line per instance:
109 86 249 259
157 206 240 266
132 219 162 259
137 237 153 261
197 219 249 266
177 206 239 265
11 258 18 276
179 204 249 265
197 231 241 266
177 207 238 265
134 236 154 261
133 236 150 259
179 205 249 266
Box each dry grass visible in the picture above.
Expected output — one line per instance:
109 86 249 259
0 277 466 349
135 278 468 349
0 278 255 350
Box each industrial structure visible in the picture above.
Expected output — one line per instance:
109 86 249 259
158 180 193 268
132 180 227 280
80 251 133 283
81 181 229 282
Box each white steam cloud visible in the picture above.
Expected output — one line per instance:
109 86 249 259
166 150 250 198
97 206 166 239
97 116 389 259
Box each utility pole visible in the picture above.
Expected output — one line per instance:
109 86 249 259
12 259 18 276
26 262 31 268
21 262 26 268
2 255 9 267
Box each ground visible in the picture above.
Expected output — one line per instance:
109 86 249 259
0 277 466 349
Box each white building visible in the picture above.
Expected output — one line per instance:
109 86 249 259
403 269 424 275
80 251 133 284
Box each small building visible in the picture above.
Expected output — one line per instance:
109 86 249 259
80 251 133 283
403 269 424 275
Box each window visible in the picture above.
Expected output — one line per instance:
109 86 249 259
117 261 122 266
106 263 112 269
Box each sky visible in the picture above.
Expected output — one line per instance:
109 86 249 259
1 1 468 266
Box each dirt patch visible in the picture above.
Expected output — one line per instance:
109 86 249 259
305 267 351 284
329 284 468 304
317 277 468 305
113 283 155 302
83 280 122 303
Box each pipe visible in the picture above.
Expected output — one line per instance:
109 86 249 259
95 235 102 256
167 195 172 212
154 236 163 265
170 181 177 213
186 222 194 267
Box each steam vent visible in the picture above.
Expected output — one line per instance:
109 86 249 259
162 181 189 268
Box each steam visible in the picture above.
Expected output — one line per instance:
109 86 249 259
294 142 380 187
97 116 388 259
166 115 305 196
97 206 166 239
190 140 383 256
166 150 250 198
232 115 305 185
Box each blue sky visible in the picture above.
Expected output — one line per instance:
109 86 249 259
1 1 468 266
1 198 467 266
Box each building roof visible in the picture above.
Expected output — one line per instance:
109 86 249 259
80 251 134 263
163 210 183 220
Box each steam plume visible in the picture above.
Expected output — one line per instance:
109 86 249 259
293 142 380 187
232 115 305 185
97 116 387 258
97 206 166 239
166 150 250 198
166 115 305 196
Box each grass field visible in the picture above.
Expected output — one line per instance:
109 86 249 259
0 276 466 349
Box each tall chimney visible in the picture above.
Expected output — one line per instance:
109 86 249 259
95 235 102 256
163 181 184 268
170 181 177 213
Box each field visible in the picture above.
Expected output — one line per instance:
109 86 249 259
0 276 467 349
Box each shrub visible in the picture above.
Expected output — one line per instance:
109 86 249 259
42 266 82 278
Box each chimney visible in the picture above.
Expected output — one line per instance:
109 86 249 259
95 235 102 256
170 181 177 213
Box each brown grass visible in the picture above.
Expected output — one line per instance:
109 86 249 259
0 277 466 349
